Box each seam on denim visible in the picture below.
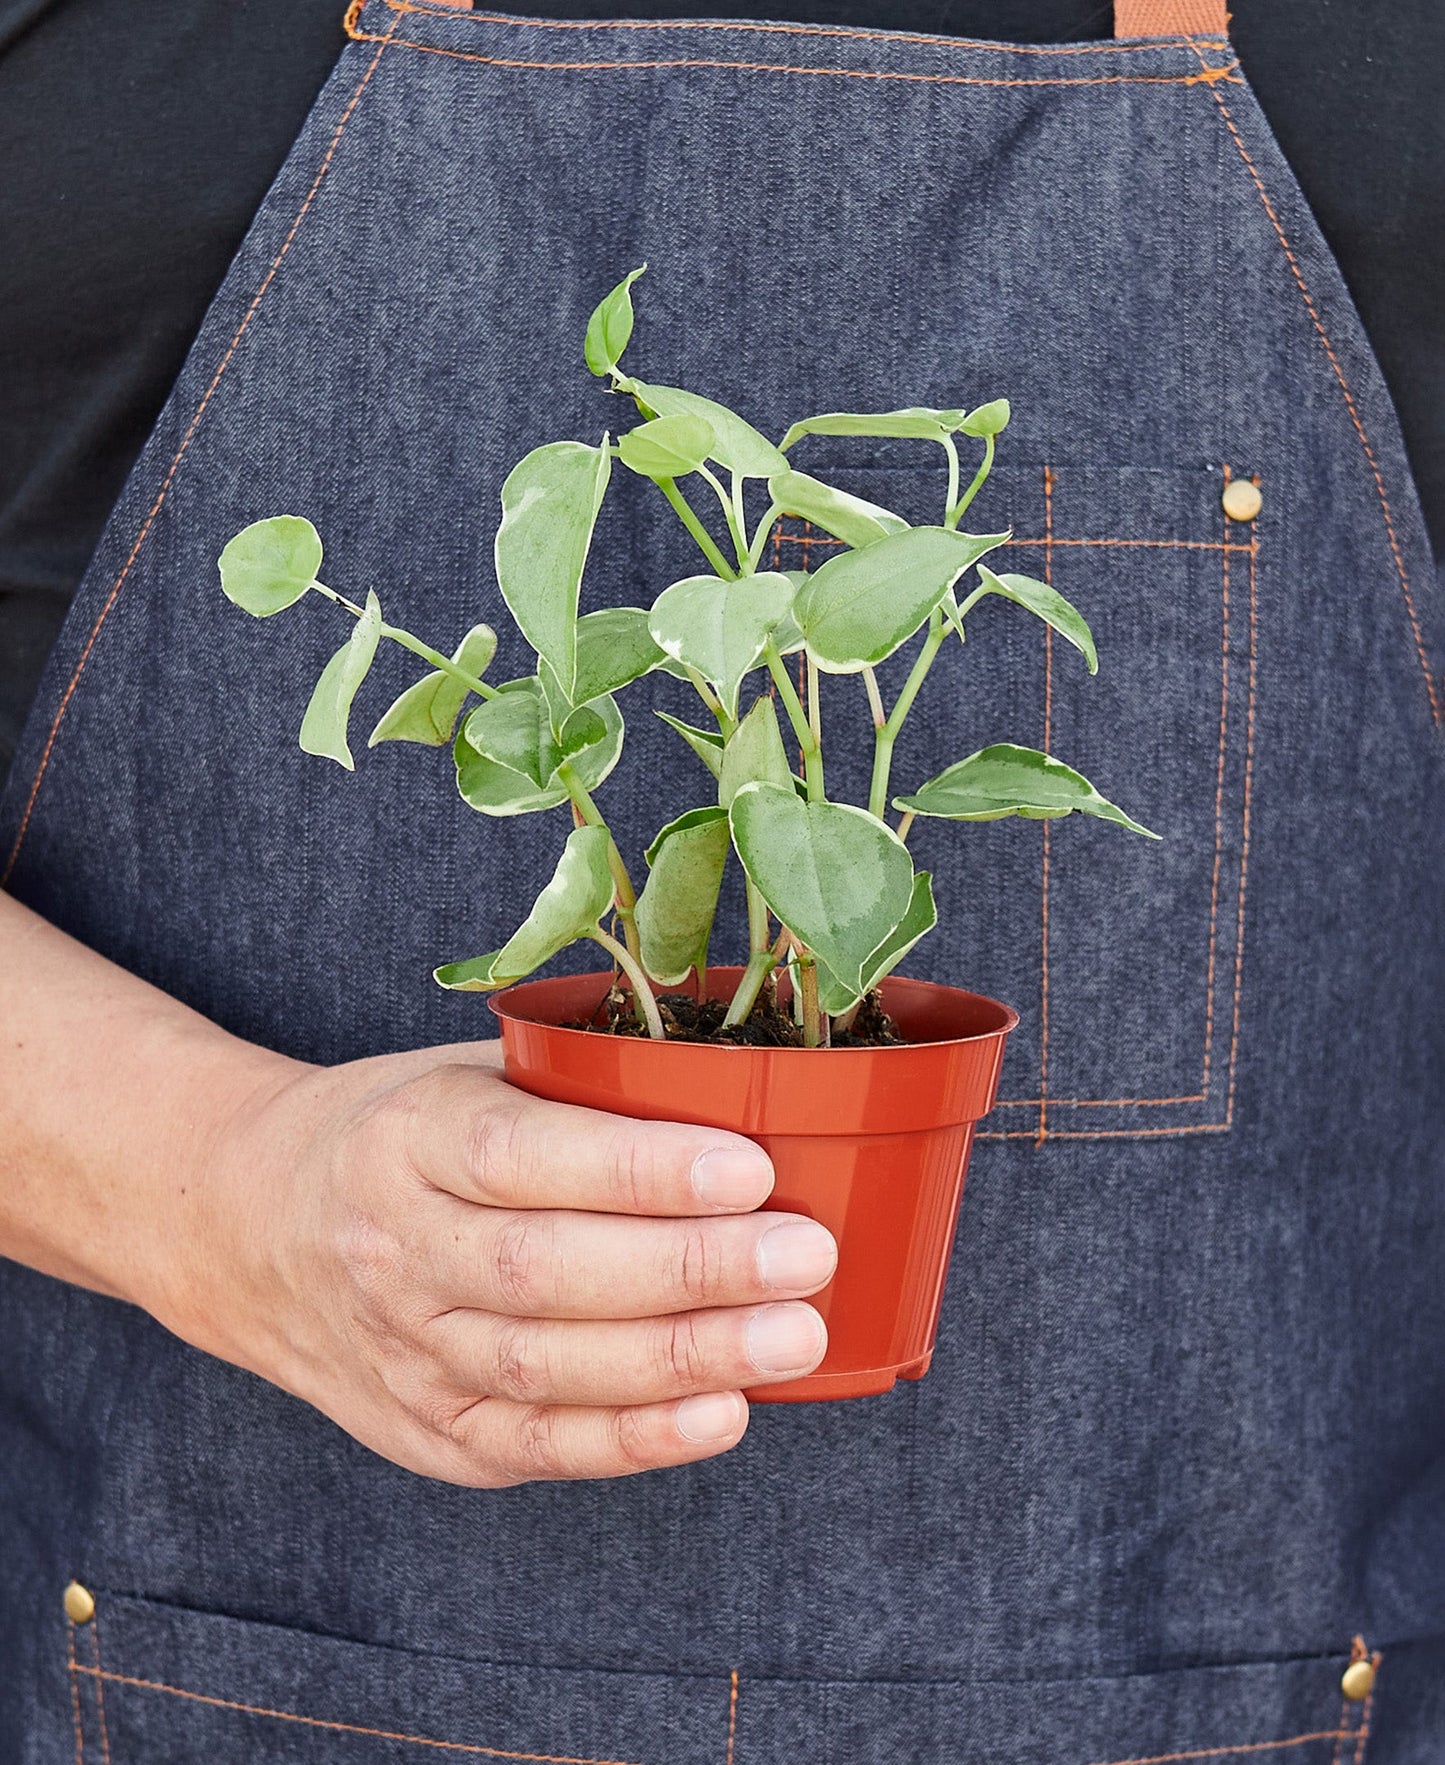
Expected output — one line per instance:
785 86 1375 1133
772 532 1253 554
383 0 1228 56
1221 524 1257 1130
89 1613 114 1765
1200 466 1233 1094
1038 463 1055 1144
1186 44 1441 729
344 23 1240 86
0 18 399 888
1079 1732 1353 1765
71 1665 641 1763
66 1623 85 1765
1352 1651 1382 1765
725 1669 738 1764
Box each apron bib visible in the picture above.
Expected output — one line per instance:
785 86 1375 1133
3 2 1442 1758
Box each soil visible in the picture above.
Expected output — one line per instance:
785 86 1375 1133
572 983 906 1047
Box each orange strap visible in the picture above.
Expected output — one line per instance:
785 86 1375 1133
1115 0 1229 35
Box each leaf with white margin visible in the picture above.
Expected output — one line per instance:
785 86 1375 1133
368 623 498 747
815 870 937 1016
718 694 794 808
794 526 1008 673
961 565 1097 673
655 710 724 781
729 784 916 997
219 514 322 618
779 407 966 451
299 589 382 770
958 398 1010 437
453 679 622 817
647 570 795 719
895 743 1159 838
635 806 731 986
627 382 787 478
494 438 611 699
766 468 909 551
434 826 614 990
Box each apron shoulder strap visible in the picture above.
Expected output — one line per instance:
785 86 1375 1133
1115 0 1229 35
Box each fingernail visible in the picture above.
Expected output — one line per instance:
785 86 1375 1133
747 1304 827 1375
757 1220 837 1291
676 1391 745 1442
691 1146 774 1210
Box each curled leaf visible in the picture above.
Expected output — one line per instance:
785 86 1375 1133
779 407 966 451
958 399 1010 438
454 679 623 816
816 870 937 1016
895 743 1159 837
584 264 646 378
961 566 1097 673
766 468 909 550
298 590 382 770
655 710 725 781
368 623 497 747
636 806 731 986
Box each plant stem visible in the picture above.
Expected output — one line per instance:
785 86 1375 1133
796 950 826 1048
557 762 642 966
684 666 733 735
722 947 777 1028
698 464 749 572
589 928 666 1041
946 434 994 528
868 613 947 819
862 666 887 731
805 656 823 747
942 434 960 523
746 501 783 572
765 640 824 801
310 581 497 699
895 809 916 843
656 477 736 579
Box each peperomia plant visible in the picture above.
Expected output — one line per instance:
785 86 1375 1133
219 266 1156 1048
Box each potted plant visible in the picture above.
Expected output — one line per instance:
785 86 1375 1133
218 267 1156 1402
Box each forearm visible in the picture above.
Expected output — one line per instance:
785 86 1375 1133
0 891 296 1309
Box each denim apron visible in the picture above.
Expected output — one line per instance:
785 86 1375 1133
3 0 1443 1758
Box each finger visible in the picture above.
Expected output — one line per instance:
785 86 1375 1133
428 1199 838 1319
447 1388 752 1485
428 1300 827 1406
386 1063 775 1217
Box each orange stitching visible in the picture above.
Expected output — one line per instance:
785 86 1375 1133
1352 1651 1382 1765
995 1093 1207 1107
1038 464 1055 1145
385 0 1228 56
346 26 1240 87
1080 1732 1352 1765
725 1670 738 1765
1187 46 1441 727
1199 468 1233 1093
67 1623 85 1765
1221 527 1257 1129
71 1665 640 1764
981 1119 1236 1139
0 18 400 887
89 1613 114 1765
770 532 1252 553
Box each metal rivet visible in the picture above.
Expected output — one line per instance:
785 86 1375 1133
63 1582 96 1625
1222 478 1263 522
1341 1659 1375 1702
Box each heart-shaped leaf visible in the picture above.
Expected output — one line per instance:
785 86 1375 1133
628 382 787 478
794 526 1008 673
895 743 1159 837
298 590 382 769
729 784 916 996
584 264 646 378
569 608 665 705
961 565 1097 673
617 413 714 479
816 870 937 1015
636 806 731 986
219 515 322 617
779 407 966 451
766 468 909 550
958 398 1010 438
434 826 614 990
718 694 794 807
655 711 725 781
494 438 611 698
648 571 796 719
455 680 623 816
368 623 498 747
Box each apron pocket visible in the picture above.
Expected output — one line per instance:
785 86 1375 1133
760 458 1254 1142
63 1588 1386 1765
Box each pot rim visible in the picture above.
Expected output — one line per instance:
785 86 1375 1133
487 966 1020 1053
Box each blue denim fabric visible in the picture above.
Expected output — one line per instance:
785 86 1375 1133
2 6 1443 1760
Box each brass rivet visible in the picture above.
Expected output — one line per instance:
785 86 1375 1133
1222 478 1263 522
63 1581 96 1625
1341 1659 1375 1702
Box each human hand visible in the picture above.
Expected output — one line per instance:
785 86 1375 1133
163 1040 835 1487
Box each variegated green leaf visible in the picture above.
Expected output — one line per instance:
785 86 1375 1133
895 743 1158 837
636 806 731 986
648 571 796 719
816 871 937 1015
960 565 1097 673
298 589 382 770
219 514 322 618
368 623 497 747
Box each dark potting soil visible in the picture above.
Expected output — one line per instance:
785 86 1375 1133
572 985 906 1047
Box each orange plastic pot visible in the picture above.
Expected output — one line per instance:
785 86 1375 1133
489 969 1016 1403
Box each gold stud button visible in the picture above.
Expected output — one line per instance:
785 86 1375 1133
1341 1659 1375 1702
1222 478 1263 522
63 1581 96 1625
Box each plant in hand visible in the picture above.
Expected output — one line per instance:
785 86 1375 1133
220 266 1156 1050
